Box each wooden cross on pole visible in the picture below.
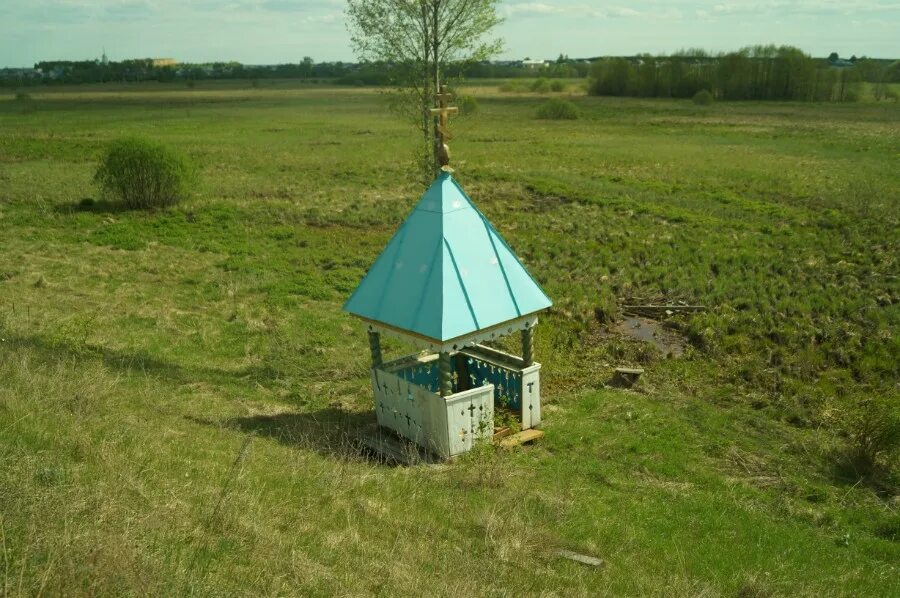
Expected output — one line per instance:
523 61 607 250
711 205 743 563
429 84 458 171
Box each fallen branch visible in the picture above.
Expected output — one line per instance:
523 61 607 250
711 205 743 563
622 305 707 318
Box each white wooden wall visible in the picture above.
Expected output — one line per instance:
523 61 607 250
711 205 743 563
372 367 494 458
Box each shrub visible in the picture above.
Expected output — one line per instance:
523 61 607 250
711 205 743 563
499 81 526 93
692 89 714 105
886 88 899 102
550 80 566 92
842 396 900 477
843 86 861 102
94 137 194 209
14 91 35 114
458 94 479 116
530 78 551 93
536 98 579 120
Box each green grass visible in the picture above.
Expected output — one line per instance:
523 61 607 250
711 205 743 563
0 81 898 595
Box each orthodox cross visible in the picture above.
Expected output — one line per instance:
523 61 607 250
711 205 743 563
430 84 458 170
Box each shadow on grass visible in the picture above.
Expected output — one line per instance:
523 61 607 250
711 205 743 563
829 453 899 498
188 409 386 463
3 329 411 465
0 331 272 397
53 197 142 215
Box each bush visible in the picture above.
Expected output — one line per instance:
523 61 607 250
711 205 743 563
94 137 194 209
499 81 526 93
457 94 479 116
536 98 579 120
15 91 32 101
841 396 900 478
886 89 899 102
530 78 551 93
692 89 714 105
550 80 566 92
843 86 861 102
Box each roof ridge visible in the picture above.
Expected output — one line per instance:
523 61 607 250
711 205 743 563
410 234 443 336
442 237 479 330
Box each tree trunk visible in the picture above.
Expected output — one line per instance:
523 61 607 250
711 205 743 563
431 0 442 177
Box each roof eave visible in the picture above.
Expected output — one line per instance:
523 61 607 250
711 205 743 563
353 310 547 354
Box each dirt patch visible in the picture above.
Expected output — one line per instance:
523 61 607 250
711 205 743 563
614 315 686 358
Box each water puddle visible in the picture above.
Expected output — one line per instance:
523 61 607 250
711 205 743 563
614 315 686 358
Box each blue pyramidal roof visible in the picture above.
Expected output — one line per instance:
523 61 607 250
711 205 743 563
343 172 552 342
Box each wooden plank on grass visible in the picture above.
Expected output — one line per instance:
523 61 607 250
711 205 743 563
498 429 544 447
492 427 513 440
557 549 604 567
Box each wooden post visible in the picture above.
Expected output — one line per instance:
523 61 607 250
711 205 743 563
522 326 535 367
368 330 382 369
430 85 458 171
454 353 470 392
439 351 452 397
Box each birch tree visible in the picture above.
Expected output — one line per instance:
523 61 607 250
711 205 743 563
346 0 502 183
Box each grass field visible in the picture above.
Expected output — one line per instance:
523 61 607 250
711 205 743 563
1 81 898 595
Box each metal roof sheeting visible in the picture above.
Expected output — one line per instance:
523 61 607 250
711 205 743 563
344 172 552 342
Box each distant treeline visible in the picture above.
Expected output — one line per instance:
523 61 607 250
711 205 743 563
3 57 352 85
589 46 899 102
4 47 898 103
0 55 589 88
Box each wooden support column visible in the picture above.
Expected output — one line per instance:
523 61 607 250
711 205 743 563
439 351 452 397
522 326 535 367
454 353 470 392
368 330 382 368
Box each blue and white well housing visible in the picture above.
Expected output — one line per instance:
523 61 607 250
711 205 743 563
344 173 552 458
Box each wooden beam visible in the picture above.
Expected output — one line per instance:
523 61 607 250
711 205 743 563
498 429 544 447
429 106 459 117
367 330 382 368
521 326 534 367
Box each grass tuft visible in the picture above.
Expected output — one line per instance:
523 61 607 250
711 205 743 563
536 98 579 120
693 89 715 105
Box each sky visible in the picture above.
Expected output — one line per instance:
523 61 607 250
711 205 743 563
1 1 898 68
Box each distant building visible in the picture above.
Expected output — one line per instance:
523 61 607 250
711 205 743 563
522 59 550 69
48 66 69 80
0 67 40 79
151 58 178 68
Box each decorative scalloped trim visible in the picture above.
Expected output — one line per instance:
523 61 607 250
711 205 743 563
365 315 539 354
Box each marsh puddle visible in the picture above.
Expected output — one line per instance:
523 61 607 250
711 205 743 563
615 315 686 358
